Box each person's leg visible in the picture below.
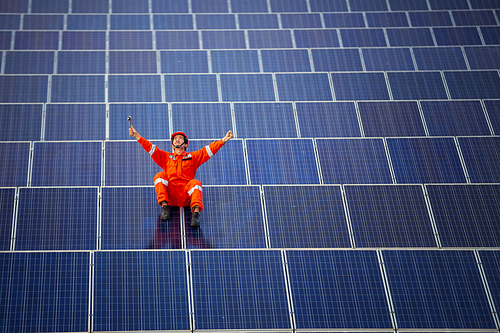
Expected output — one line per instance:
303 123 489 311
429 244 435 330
154 172 170 220
184 179 203 227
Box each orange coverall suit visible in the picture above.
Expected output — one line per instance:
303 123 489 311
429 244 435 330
138 136 225 212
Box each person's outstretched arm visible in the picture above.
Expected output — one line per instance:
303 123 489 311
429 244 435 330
129 125 167 168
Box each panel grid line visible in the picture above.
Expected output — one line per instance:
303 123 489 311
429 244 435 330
340 185 355 248
480 100 496 136
454 136 472 183
476 250 500 329
421 184 442 248
376 250 399 331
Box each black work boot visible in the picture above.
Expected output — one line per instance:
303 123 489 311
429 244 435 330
160 204 170 221
190 212 200 227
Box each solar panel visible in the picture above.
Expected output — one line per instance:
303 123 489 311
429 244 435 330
45 104 106 140
16 187 98 250
112 0 148 13
412 47 467 70
14 31 59 50
426 184 500 247
210 50 260 72
316 138 393 184
452 10 497 25
31 0 68 13
108 75 161 102
57 51 106 74
109 31 153 49
0 252 89 333
261 49 311 72
0 143 30 187
389 0 429 10
0 104 42 141
350 0 389 11
358 101 425 137
387 137 466 184
310 0 348 11
286 250 393 329
187 186 266 248
465 46 500 70
248 30 293 48
296 102 361 137
408 10 453 26
0 188 14 251
190 250 290 329
109 51 157 74
346 185 436 247
237 14 279 28
246 139 319 184
0 14 20 29
51 75 105 102
433 27 482 46
270 0 308 12
478 251 500 314
386 28 434 46
0 31 11 49
323 13 365 28
156 31 200 49
421 100 490 136
220 74 275 101
152 0 189 13
231 0 268 12
264 185 350 248
162 50 210 75
196 14 236 29
340 29 387 47
109 103 168 140
481 26 500 45
0 76 48 103
172 103 232 139
469 0 500 8
383 250 496 329
366 12 409 27
93 251 190 331
458 136 500 183
164 75 218 102
0 0 28 13
445 71 500 100
72 0 109 13
387 72 448 100
233 102 297 138
62 31 106 49
31 141 102 186
429 0 469 9
276 73 332 101
362 48 415 71
202 30 246 49
311 48 363 71
192 0 228 13
484 100 500 135
281 13 322 28
23 14 64 29
110 14 150 29
331 72 390 101
293 29 340 48
153 14 193 29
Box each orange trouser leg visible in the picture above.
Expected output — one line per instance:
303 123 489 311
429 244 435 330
186 179 203 212
154 172 169 205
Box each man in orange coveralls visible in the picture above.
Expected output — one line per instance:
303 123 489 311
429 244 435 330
129 126 233 227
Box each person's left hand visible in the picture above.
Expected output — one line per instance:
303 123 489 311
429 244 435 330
223 130 233 143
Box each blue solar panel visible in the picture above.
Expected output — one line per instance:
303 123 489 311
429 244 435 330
426 184 500 247
0 252 89 333
220 74 275 101
465 46 500 70
452 10 497 25
388 72 448 100
16 187 98 250
270 0 307 12
45 104 105 140
109 103 168 140
350 0 388 11
187 186 266 248
93 251 189 331
362 48 414 71
0 104 42 141
0 31 11 49
469 0 500 8
310 0 348 11
246 139 319 184
152 0 188 13
153 14 193 29
311 48 363 71
484 100 500 135
109 51 157 74
281 13 322 28
481 26 500 45
331 72 390 101
264 185 350 248
387 137 466 184
62 31 106 49
293 29 340 48
0 14 20 29
51 75 105 102
196 14 236 29
57 51 105 74
248 30 293 48
14 31 59 50
109 31 153 49
233 102 297 138
408 10 453 26
433 27 482 46
112 0 148 13
287 250 392 329
412 47 467 70
211 50 260 72
296 102 361 137
0 143 30 187
72 0 109 13
237 14 279 28
346 185 436 247
316 138 393 184
383 250 496 329
0 0 28 13
23 14 64 29
276 73 332 101
191 250 290 329
202 31 246 49
458 136 500 183
429 0 469 9
386 28 434 46
261 49 311 72
231 0 268 12
421 100 491 136
110 14 150 29
0 76 48 103
172 103 232 139
108 75 161 102
479 251 500 315
31 141 102 186
389 0 428 10
0 188 14 250
340 29 387 47
156 31 200 49
31 0 68 13
192 0 228 13
165 75 218 102
366 12 409 27
359 101 425 137
323 13 365 28
445 71 500 100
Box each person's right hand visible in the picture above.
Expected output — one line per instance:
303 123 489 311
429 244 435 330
129 125 140 139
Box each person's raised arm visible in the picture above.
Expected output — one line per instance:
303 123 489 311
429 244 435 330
129 125 141 140
222 130 233 143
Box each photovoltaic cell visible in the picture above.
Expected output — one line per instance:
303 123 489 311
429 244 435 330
0 0 28 13
0 76 48 103
286 250 392 329
5 50 55 74
0 252 89 333
429 0 469 9
387 137 466 184
172 103 232 139
112 0 148 13
311 48 363 71
191 250 290 329
420 100 490 136
426 184 500 247
264 185 350 248
93 251 190 331
270 0 308 12
276 73 332 101
469 0 500 8
161 50 208 73
72 0 109 13
156 31 200 49
153 14 193 29
164 75 218 102
350 0 388 11
458 136 500 183
310 0 348 11
383 250 496 329
15 187 98 250
388 72 448 100
196 14 236 29
108 75 161 102
191 0 228 13
412 47 467 70
296 102 361 137
45 104 106 140
293 30 340 48
237 14 279 29
362 48 415 71
233 102 297 138
281 14 322 28
0 188 14 251
51 75 105 102
110 14 151 29
346 185 436 247
14 31 59 50
481 26 500 45
220 74 275 102
57 51 106 74
452 10 497 25
366 12 409 27
331 72 390 101
340 29 387 47
389 0 428 10
0 14 20 29
409 11 453 26
23 14 64 29
248 30 293 48
152 0 189 13
62 31 106 49
0 31 11 49
386 28 435 47
0 143 30 187
464 46 500 70
323 13 365 28
231 0 268 12
484 100 500 135
261 49 311 72
210 50 260 73
109 103 168 140
31 0 68 13
316 138 393 184
31 141 102 186
109 51 157 74
109 31 153 49
0 104 42 141
445 71 500 100
246 139 319 184
433 27 482 46
478 251 500 314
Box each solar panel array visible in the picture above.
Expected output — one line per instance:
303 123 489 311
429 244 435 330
1 0 500 332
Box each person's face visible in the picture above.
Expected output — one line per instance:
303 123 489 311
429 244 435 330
172 134 186 148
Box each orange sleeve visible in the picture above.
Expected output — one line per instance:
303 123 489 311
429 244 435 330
138 136 168 169
194 139 225 168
